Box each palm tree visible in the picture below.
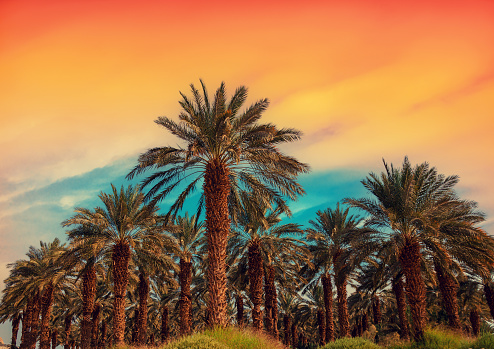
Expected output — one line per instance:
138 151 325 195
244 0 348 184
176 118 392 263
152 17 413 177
127 80 309 326
163 213 204 336
344 157 489 341
62 184 162 345
1 239 68 349
306 203 367 338
228 192 309 331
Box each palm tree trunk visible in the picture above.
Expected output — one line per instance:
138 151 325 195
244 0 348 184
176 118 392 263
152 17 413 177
99 322 107 349
81 263 96 349
63 314 71 349
434 260 460 330
284 314 292 346
179 260 192 336
399 239 426 342
336 276 350 337
137 272 150 343
291 323 298 348
112 241 131 345
40 284 55 349
204 159 230 327
264 265 277 337
363 312 369 332
470 308 480 336
322 273 335 342
317 309 325 345
20 296 33 349
372 295 381 325
90 304 101 348
11 315 20 348
51 329 58 349
236 294 244 327
25 292 41 349
161 305 169 343
248 240 264 331
131 309 139 343
483 283 494 320
392 275 410 340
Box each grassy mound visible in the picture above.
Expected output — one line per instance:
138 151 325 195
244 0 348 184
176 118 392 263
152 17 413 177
318 337 382 349
162 327 285 349
388 328 494 349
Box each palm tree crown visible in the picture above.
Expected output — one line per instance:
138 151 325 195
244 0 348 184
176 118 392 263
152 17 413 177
126 80 309 326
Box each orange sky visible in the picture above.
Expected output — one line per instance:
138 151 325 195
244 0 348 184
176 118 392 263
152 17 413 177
1 0 494 213
1 0 494 340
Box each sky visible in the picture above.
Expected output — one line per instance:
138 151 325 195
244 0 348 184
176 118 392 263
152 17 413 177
1 0 494 343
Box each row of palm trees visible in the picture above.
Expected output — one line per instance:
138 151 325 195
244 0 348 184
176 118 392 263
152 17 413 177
1 81 494 349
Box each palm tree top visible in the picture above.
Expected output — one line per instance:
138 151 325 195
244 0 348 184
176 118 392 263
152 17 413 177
62 184 159 245
126 80 310 219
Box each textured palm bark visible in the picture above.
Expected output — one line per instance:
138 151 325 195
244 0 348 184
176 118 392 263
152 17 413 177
434 260 460 330
132 309 139 343
317 309 326 345
51 329 58 349
470 309 480 336
179 260 192 336
264 265 278 337
51 328 58 349
399 240 426 342
22 292 41 349
204 159 230 327
392 276 410 340
291 323 298 348
63 315 71 349
236 294 244 327
161 305 169 343
20 296 33 349
81 263 96 349
40 284 55 349
137 272 150 343
283 314 292 346
483 283 494 320
99 322 107 349
248 240 264 331
334 251 350 338
90 304 101 348
112 241 131 345
372 295 381 325
322 273 335 342
336 278 350 337
11 315 20 348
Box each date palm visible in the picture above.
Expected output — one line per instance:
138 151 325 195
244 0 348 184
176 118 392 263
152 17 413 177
127 80 309 326
306 203 367 338
344 157 487 341
62 184 162 345
228 192 309 332
164 213 204 336
1 239 68 349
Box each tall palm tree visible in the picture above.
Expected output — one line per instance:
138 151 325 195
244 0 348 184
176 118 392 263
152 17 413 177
344 157 488 341
1 239 68 349
164 213 204 336
228 192 309 331
62 184 162 345
306 203 367 338
127 80 309 326
132 236 176 344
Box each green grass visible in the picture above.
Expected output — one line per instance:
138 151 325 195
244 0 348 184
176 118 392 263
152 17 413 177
160 327 285 349
318 337 382 349
387 328 494 349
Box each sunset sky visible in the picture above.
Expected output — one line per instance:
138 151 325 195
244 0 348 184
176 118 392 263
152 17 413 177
1 0 494 342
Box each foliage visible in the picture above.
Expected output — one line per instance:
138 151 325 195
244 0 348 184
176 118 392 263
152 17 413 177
318 337 382 349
